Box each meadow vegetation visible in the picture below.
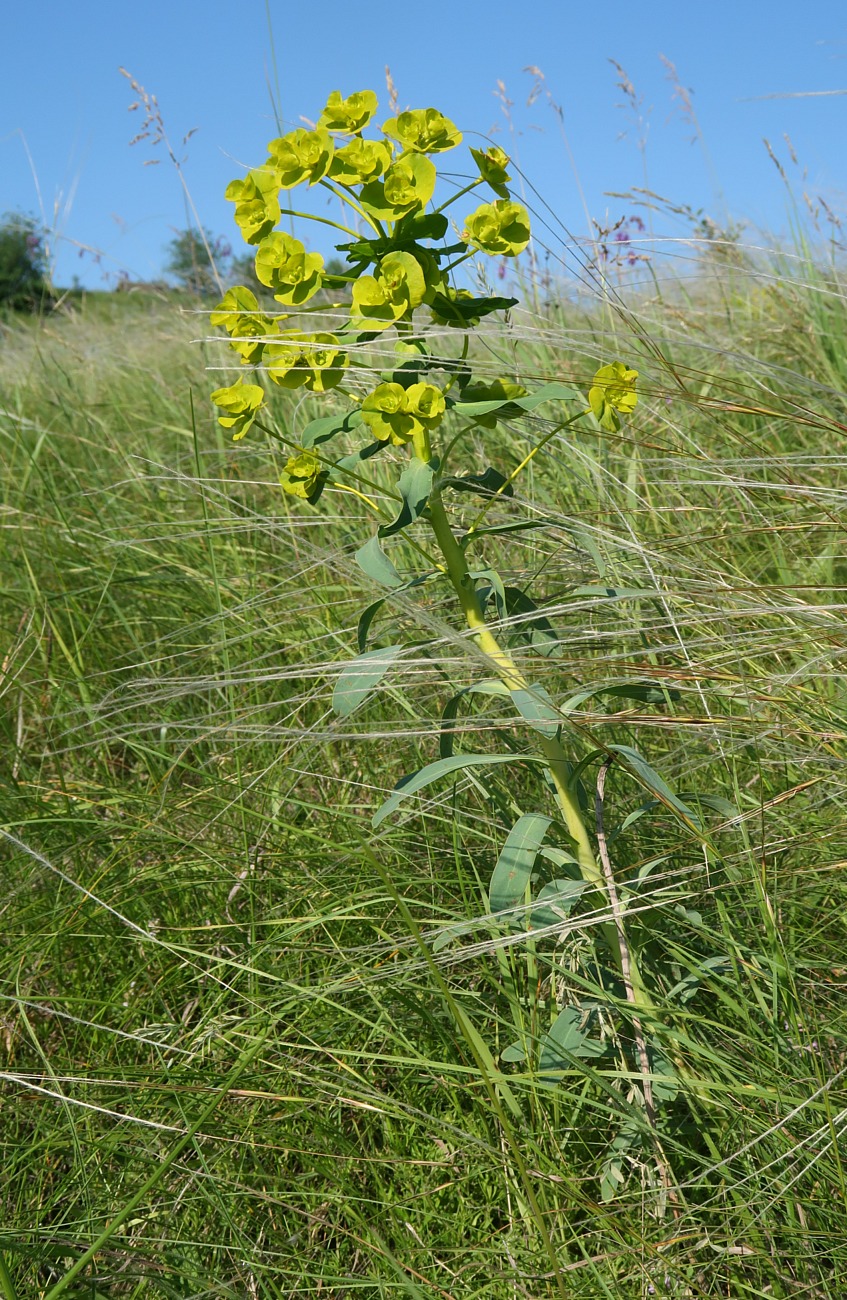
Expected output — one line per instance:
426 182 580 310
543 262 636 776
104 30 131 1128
1 108 847 1298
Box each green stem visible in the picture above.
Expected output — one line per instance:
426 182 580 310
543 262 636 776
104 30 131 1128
434 177 484 214
278 207 360 240
316 180 385 236
425 483 655 1013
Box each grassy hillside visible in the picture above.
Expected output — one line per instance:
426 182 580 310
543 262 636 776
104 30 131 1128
1 240 846 1297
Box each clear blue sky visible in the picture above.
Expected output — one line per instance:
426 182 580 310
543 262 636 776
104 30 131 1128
4 1 845 289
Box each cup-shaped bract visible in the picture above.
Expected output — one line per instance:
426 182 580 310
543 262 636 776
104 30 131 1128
255 232 324 306
264 336 310 389
360 154 436 221
301 333 348 392
210 286 272 364
210 379 265 440
328 137 394 186
318 89 379 135
361 383 417 444
383 108 462 154
351 251 428 331
404 381 446 426
469 145 512 198
464 200 531 257
361 380 445 445
225 168 282 245
267 128 334 188
588 362 638 431
280 449 327 501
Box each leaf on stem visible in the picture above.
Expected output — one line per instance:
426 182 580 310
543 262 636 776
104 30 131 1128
373 753 536 828
378 457 435 539
332 645 405 717
489 812 553 916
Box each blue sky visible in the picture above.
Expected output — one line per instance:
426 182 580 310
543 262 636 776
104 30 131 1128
4 1 846 289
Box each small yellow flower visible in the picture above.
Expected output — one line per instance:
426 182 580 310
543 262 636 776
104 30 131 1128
588 362 638 431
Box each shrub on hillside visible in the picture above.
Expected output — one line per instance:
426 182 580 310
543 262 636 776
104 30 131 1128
0 211 54 311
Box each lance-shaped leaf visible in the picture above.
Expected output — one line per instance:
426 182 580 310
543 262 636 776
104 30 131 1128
332 644 404 717
378 456 435 539
530 879 588 929
430 290 518 328
357 572 438 652
451 380 575 420
299 408 364 449
510 684 561 737
501 1004 607 1069
489 813 552 916
439 467 514 498
504 587 563 658
373 753 537 829
607 743 703 831
539 1006 607 1072
355 536 403 589
439 679 510 759
559 681 681 712
470 566 507 621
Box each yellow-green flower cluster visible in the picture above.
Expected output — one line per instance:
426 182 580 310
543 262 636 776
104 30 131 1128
588 362 638 431
267 128 334 188
264 332 348 392
382 108 462 154
464 200 531 257
210 379 265 441
210 287 273 364
329 137 393 185
224 169 281 244
254 232 324 305
351 251 428 330
319 89 379 134
361 382 446 445
280 449 327 501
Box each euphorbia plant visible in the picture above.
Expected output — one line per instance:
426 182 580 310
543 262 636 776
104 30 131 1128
210 89 702 1191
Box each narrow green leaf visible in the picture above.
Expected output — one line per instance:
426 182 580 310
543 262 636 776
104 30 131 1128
439 680 511 759
300 408 363 448
452 380 575 418
355 536 403 588
539 1006 606 1072
471 566 507 620
462 520 549 546
560 680 681 713
504 586 563 658
450 1001 523 1118
489 813 552 915
440 467 514 498
378 456 435 540
607 743 703 831
430 291 518 326
431 918 479 953
356 597 388 653
373 753 533 829
332 645 404 717
569 585 654 600
511 684 561 737
530 879 588 928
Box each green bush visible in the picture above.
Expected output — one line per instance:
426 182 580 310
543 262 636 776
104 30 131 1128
0 211 53 311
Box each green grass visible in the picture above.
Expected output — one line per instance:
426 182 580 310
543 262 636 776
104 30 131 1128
1 235 847 1297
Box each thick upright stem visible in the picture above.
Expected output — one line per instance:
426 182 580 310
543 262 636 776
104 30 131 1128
426 486 655 1013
